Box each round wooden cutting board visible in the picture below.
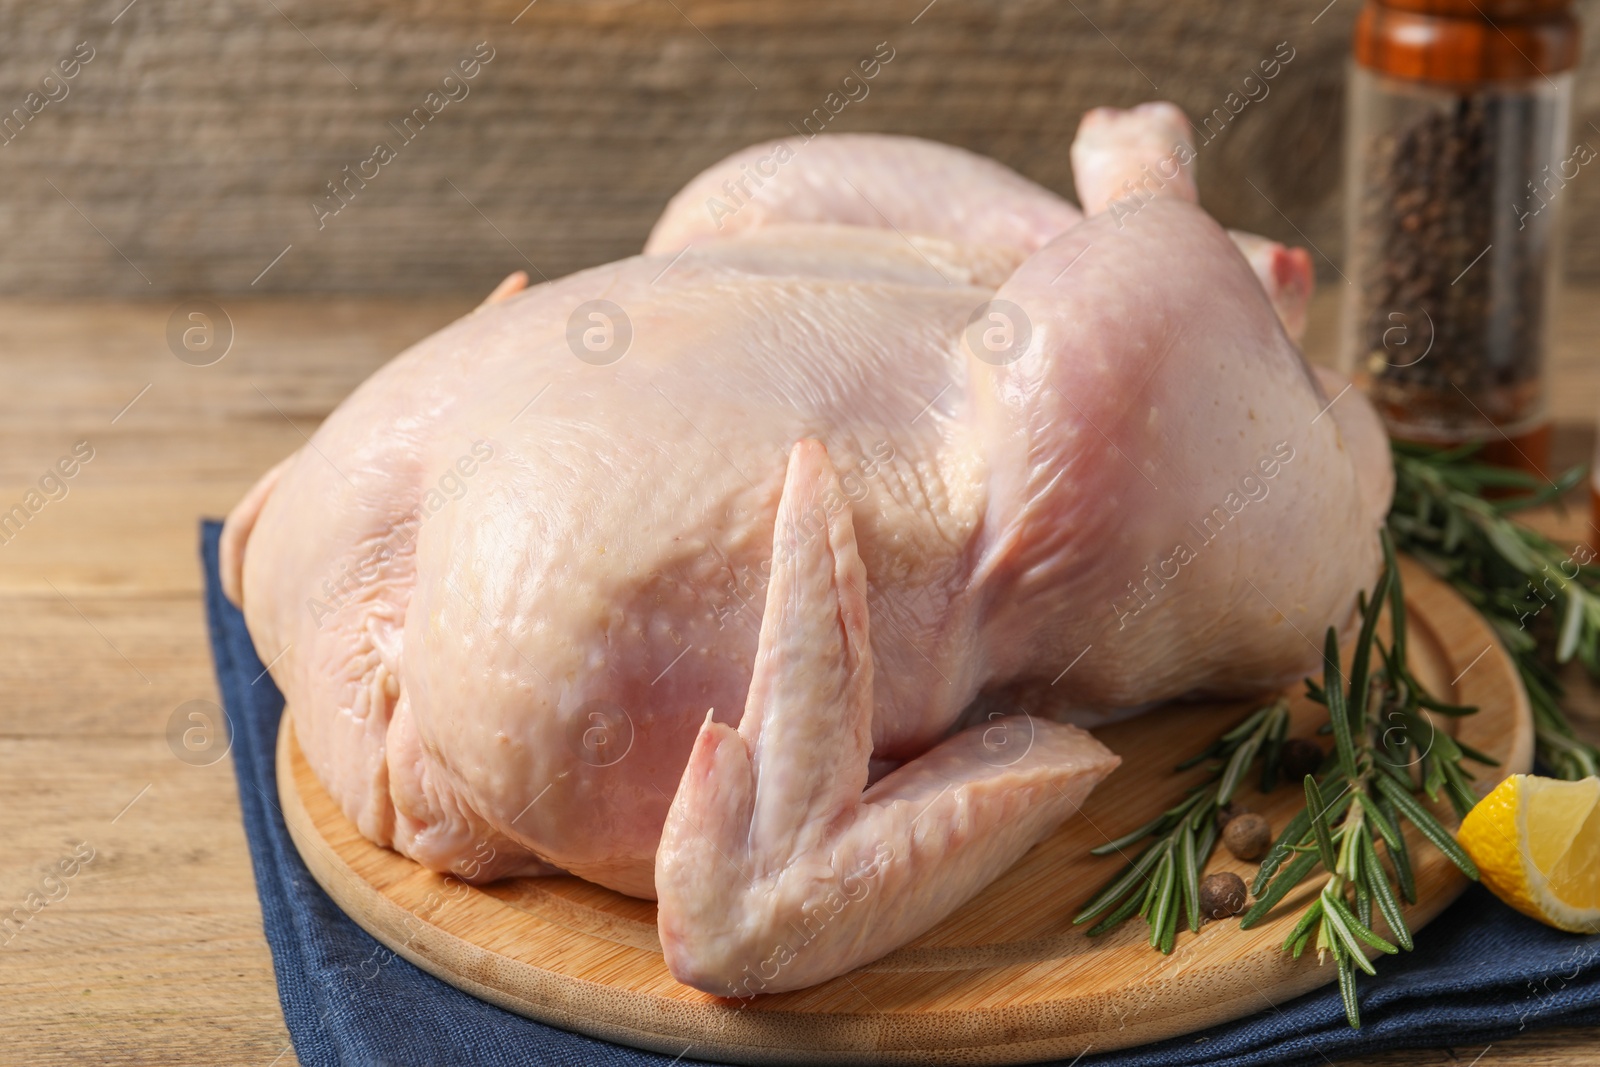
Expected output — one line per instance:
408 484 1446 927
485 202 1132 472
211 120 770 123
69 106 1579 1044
277 557 1533 1066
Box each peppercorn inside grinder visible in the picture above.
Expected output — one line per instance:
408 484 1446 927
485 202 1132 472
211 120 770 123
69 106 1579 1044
1340 0 1580 475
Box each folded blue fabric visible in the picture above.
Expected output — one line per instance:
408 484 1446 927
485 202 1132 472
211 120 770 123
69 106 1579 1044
201 521 1600 1067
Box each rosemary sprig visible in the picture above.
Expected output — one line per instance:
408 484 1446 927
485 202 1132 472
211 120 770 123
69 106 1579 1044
1244 533 1491 1028
1071 697 1292 952
1079 443 1597 1028
1080 532 1493 1028
1388 441 1600 779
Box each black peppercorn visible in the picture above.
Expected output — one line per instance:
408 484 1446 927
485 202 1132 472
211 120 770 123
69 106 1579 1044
1280 738 1325 781
1223 812 1273 861
1200 872 1248 920
1352 94 1550 438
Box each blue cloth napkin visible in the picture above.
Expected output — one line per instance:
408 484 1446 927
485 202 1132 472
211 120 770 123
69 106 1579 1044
201 521 1600 1067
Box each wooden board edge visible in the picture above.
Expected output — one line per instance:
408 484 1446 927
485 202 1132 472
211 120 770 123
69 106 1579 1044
278 715 1400 1064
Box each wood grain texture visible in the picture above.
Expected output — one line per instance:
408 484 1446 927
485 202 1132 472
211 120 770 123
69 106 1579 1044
0 293 1596 1067
0 295 473 1067
277 557 1532 1066
2 0 1598 297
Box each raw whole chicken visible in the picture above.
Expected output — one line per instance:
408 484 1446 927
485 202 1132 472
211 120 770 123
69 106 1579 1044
223 101 1393 996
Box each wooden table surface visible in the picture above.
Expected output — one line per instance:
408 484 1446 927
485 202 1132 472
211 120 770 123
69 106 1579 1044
1 288 1596 1066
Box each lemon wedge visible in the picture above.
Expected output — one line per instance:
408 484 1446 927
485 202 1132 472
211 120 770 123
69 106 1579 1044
1457 774 1600 934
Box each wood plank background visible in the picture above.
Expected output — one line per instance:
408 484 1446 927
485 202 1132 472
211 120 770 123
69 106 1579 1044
2 0 1598 297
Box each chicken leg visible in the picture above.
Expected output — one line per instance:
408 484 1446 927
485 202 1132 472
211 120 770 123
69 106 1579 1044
1068 101 1313 341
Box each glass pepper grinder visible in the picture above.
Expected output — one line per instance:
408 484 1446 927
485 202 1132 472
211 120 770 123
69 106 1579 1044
1341 0 1580 476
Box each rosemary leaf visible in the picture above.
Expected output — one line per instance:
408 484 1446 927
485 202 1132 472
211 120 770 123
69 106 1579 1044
1152 851 1177 940
1158 875 1180 955
1383 531 1407 664
1321 898 1380 976
1361 831 1413 951
1085 887 1147 937
1323 627 1360 781
1558 589 1584 663
1347 565 1393 727
1218 730 1261 807
1327 892 1399 957
1386 815 1418 905
1290 920 1318 960
1305 774 1340 873
1220 704 1273 744
1260 703 1289 794
1362 789 1403 854
1074 841 1165 925
1240 849 1321 929
1281 896 1325 953
1180 819 1201 934
1090 812 1174 857
1412 690 1477 716
1374 775 1479 880
1147 853 1176 949
1337 953 1362 1029
1443 765 1480 821
1252 773 1347 896
1195 813 1219 864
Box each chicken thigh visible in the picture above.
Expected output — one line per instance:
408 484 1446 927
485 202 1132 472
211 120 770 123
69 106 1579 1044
224 102 1391 995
